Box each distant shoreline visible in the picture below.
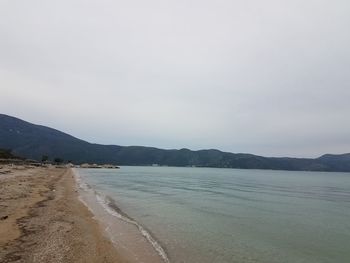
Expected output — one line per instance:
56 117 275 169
2 114 350 173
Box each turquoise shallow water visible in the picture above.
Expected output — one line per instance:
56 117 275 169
77 166 350 263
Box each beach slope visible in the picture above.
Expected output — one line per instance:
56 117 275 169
0 166 128 263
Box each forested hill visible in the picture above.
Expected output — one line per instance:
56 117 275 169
1 114 349 172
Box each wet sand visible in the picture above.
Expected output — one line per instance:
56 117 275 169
0 166 129 263
74 169 167 263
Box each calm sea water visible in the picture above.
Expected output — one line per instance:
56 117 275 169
77 166 350 263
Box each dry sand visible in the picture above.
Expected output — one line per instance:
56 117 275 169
0 166 129 263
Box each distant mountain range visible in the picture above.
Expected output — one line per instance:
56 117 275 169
0 114 350 172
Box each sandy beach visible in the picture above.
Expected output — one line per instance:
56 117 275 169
0 166 129 263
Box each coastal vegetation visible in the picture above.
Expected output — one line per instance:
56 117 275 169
1 114 350 172
0 148 17 159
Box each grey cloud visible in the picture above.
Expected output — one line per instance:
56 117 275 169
1 0 349 157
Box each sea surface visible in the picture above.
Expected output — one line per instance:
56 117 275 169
76 166 350 263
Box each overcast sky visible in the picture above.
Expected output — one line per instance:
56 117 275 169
1 0 350 157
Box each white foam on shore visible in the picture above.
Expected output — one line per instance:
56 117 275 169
72 168 170 263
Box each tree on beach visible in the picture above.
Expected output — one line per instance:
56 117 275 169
41 155 49 162
54 157 64 164
0 149 16 159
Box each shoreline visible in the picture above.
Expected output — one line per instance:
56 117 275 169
73 168 168 263
0 166 128 262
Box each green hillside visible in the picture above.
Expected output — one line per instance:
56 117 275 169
0 114 349 172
